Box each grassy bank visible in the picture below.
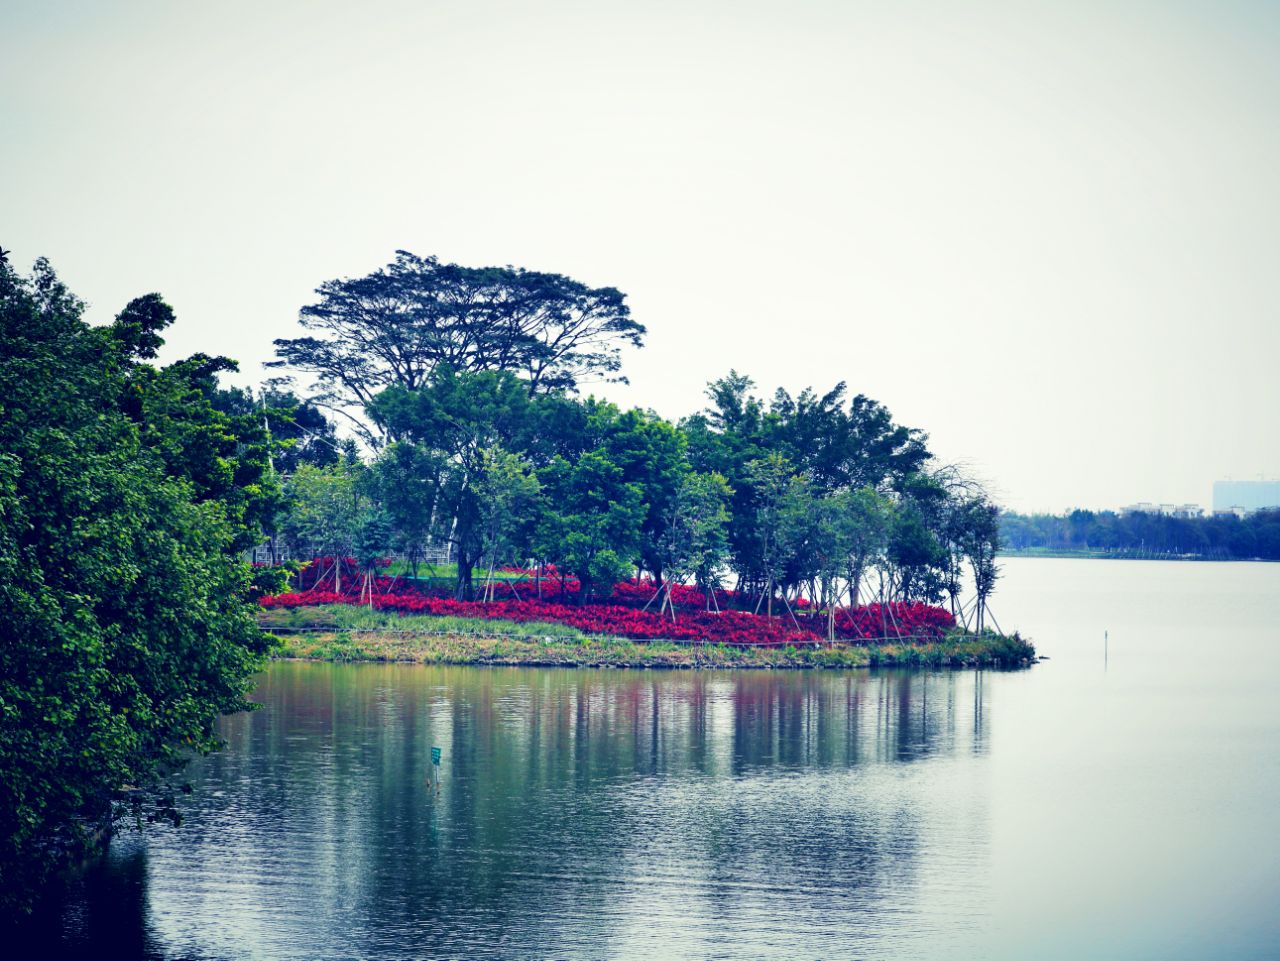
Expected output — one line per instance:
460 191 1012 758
260 605 1036 670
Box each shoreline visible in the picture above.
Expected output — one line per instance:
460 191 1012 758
1000 549 1276 562
269 628 1036 670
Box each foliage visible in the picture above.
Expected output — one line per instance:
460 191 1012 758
365 442 444 578
353 512 394 603
249 562 301 597
269 361 1007 616
212 383 340 474
886 497 947 604
372 366 543 597
743 453 800 600
958 498 1000 631
535 451 646 601
0 260 271 915
277 461 365 591
262 268 1010 617
1001 508 1280 560
680 371 946 605
473 447 542 598
655 471 734 608
270 251 645 444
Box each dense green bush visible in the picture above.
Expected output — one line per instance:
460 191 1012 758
0 260 274 915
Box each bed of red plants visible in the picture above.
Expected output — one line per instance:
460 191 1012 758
262 559 956 648
833 602 956 639
290 556 390 592
498 570 800 612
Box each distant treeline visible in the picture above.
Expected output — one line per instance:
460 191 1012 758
1000 509 1280 561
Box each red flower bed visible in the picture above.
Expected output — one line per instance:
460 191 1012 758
263 588 818 647
607 579 734 611
831 602 955 640
263 563 955 648
294 556 391 592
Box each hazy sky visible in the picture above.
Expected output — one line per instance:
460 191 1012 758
3 0 1277 512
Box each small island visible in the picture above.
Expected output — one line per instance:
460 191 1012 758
257 562 1034 671
2 249 1027 918
242 252 1021 673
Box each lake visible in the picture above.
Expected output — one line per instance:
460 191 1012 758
28 558 1280 959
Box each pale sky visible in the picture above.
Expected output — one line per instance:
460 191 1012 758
3 0 1277 512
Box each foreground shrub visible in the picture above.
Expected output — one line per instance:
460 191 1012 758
1 263 272 916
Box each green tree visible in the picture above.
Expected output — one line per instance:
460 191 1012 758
684 371 933 601
563 402 689 582
959 498 1001 632
536 452 646 602
367 442 445 580
742 454 802 618
271 251 645 445
837 487 894 608
213 383 340 474
886 500 948 603
354 512 394 605
0 260 272 915
474 447 543 601
798 487 895 638
371 367 542 598
654 471 733 615
278 461 365 592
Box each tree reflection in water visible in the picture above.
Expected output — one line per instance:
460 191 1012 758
31 663 995 960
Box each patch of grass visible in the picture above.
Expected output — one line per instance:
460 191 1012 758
867 629 1036 668
263 608 1035 671
259 604 587 639
270 628 876 670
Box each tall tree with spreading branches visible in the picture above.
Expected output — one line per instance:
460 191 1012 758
270 251 645 445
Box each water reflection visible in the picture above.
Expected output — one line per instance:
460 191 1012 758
20 836 158 960
35 664 995 959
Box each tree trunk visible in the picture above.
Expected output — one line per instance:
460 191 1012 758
455 551 474 600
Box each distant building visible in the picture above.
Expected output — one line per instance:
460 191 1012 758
1120 502 1203 519
1120 502 1156 515
1212 480 1280 516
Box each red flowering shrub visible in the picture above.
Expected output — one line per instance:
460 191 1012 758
830 602 955 641
265 558 955 647
607 579 734 611
262 589 821 647
292 556 395 592
262 561 955 648
295 557 357 591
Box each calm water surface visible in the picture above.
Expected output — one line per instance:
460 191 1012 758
30 559 1280 959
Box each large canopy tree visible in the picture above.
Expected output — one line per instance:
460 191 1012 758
271 251 645 445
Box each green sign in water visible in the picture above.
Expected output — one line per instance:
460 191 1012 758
431 747 442 765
